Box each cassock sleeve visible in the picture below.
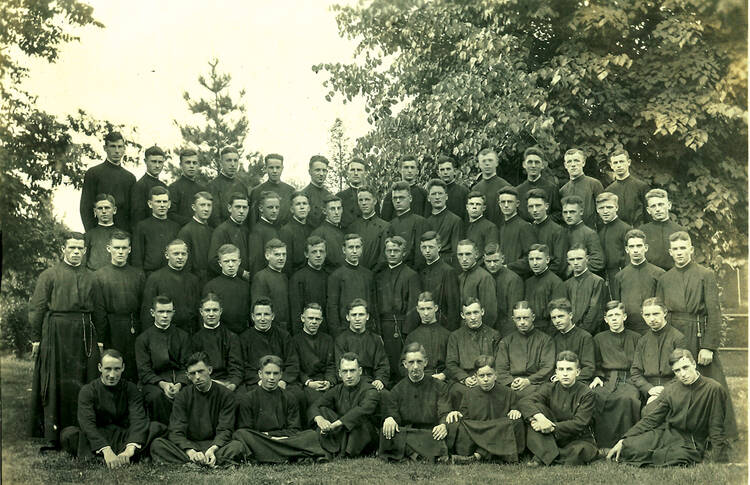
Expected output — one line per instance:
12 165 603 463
529 335 555 384
92 275 110 346
552 387 595 442
125 382 150 446
623 387 673 438
585 232 605 273
580 278 605 335
135 334 159 386
140 275 157 328
212 389 237 448
494 340 514 387
339 387 380 431
373 336 391 386
326 274 343 336
167 391 199 450
281 336 301 385
77 384 111 452
480 274 498 329
227 332 244 387
131 222 146 268
130 184 147 230
578 334 596 382
28 269 53 342
549 230 568 277
309 386 337 425
235 393 256 430
518 382 553 420
79 171 97 230
278 392 302 436
288 273 304 334
701 269 722 351
445 333 468 383
628 337 652 395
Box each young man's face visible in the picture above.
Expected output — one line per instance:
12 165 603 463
483 252 503 274
604 307 627 333
567 248 588 275
528 249 549 275
186 361 212 391
301 307 323 335
200 300 222 327
218 251 240 277
428 185 448 212
259 362 282 391
416 300 438 325
384 241 404 266
461 302 484 329
498 193 519 218
437 161 456 183
192 197 213 222
151 302 175 329
342 238 362 265
338 359 362 387
252 304 275 332
419 238 440 264
596 199 618 224
266 247 287 271
148 193 171 218
346 305 369 333
562 203 583 226
555 359 580 388
550 308 574 333
522 154 544 179
625 237 648 264
259 197 280 222
466 197 485 219
94 200 116 224
104 139 125 164
290 195 310 220
63 238 87 265
609 153 631 178
347 161 365 186
512 307 535 334
668 238 694 267
229 199 249 223
391 189 411 213
563 153 585 178
477 152 498 177
476 365 497 391
165 244 188 270
145 154 165 177
672 356 699 386
107 237 131 266
646 196 671 222
99 355 125 387
309 161 328 186
400 159 418 182
527 197 549 223
306 242 326 269
402 351 427 383
642 304 668 332
456 244 477 271
324 201 343 225
265 158 283 184
357 191 376 216
220 152 239 177
180 155 199 178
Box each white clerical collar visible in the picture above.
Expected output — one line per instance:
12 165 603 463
193 216 208 225
106 159 121 167
527 174 541 183
269 266 284 273
308 262 323 270
362 212 375 220
260 216 274 225
310 181 324 189
303 328 317 336
615 173 630 181
146 172 160 180
432 206 446 215
674 260 691 269
631 259 647 267
98 222 114 227
574 268 589 277
167 263 182 271
504 212 518 221
427 256 441 266
561 325 575 335
396 208 411 217
533 216 548 225
64 258 81 267
229 216 242 225
293 216 307 224
221 271 237 278
468 215 483 223
220 171 235 179
388 262 403 270
203 322 221 330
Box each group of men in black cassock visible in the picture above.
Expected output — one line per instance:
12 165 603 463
27 131 735 469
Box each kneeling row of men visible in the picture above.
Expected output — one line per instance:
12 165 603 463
62 343 729 469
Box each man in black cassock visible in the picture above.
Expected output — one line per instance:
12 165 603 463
496 186 536 277
135 296 191 425
150 352 246 466
471 148 510 226
336 157 367 229
233 355 327 463
483 243 524 337
527 189 567 276
436 156 469 221
130 145 167 228
417 232 461 331
131 186 181 276
207 192 253 279
84 194 119 271
207 146 249 228
249 153 295 226
596 192 632 291
379 343 451 462
309 352 381 457
345 186 389 270
608 349 730 466
425 178 463 265
384 180 430 268
279 191 313 274
549 298 596 384
176 191 214 286
456 239 498 329
290 303 337 410
404 292 451 381
380 156 429 220
519 350 598 466
525 244 566 334
638 189 685 270
60 350 165 466
168 149 205 226
302 155 333 228
604 149 650 227
289 236 329 334
589 301 641 448
464 192 498 258
564 245 606 335
251 238 291 333
202 244 250 335
93 230 145 383
29 232 102 447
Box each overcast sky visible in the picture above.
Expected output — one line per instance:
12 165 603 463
22 0 369 231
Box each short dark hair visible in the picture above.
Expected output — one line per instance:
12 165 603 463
526 188 548 203
259 190 281 205
62 231 86 244
324 195 342 207
228 192 249 205
462 296 482 309
193 191 213 203
265 238 286 252
149 185 170 199
305 235 326 249
561 195 584 208
220 145 239 157
391 180 410 192
466 190 486 203
252 297 274 312
523 145 546 161
200 292 222 308
417 291 435 304
610 148 630 160
497 186 518 198
95 193 116 205
669 348 695 366
625 229 647 244
104 131 124 144
473 355 495 371
426 178 447 192
303 302 323 313
179 148 198 161
109 230 131 244
217 243 240 258
144 145 166 159
152 295 173 308
401 342 428 361
547 298 572 315
291 191 309 203
187 351 211 369
347 298 368 313
339 352 360 368
512 300 534 314
641 297 667 312
258 354 283 369
309 155 329 168
605 300 625 312
420 230 441 244
100 348 123 363
556 350 579 366
264 153 284 164
528 243 550 256
437 155 457 167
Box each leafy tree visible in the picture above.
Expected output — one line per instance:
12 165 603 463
174 58 264 188
314 0 747 270
327 117 351 193
0 0 125 355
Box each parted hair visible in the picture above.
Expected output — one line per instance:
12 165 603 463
291 191 309 203
561 195 584 208
547 298 573 315
497 186 518 198
462 296 482 308
466 190 486 203
437 155 457 167
193 191 213 203
564 148 585 160
179 148 197 161
625 229 647 244
567 243 588 255
528 243 550 256
420 230 442 244
309 155 329 168
144 145 165 159
512 300 534 314
483 242 502 257
668 231 691 244
219 145 239 157
426 178 447 192
399 155 418 166
324 194 342 206
343 233 362 245
95 193 116 205
200 292 223 308
259 190 281 205
265 238 286 252
264 153 284 164
109 230 131 244
526 188 548 203
258 354 283 369
605 300 625 312
669 348 696 366
391 180 410 192
149 185 170 199
152 295 173 308
645 188 669 200
610 148 630 160
104 131 124 144
101 348 124 363
339 351 361 368
523 145 546 161
417 291 435 304
384 235 407 249
252 297 274 312
303 302 323 313
641 297 667 312
473 355 495 371
401 342 428 361
187 351 212 369
347 298 369 313
217 243 240 257
306 235 326 249
596 192 619 204
557 350 579 366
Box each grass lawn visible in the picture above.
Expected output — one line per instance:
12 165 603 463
2 354 747 485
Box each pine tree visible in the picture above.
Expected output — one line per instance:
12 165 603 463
327 117 350 193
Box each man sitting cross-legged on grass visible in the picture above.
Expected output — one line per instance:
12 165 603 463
589 300 642 449
607 348 730 466
445 355 526 464
518 350 598 466
61 349 166 468
233 355 327 464
379 343 452 462
150 352 246 467
309 352 381 458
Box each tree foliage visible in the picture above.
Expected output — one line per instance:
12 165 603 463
314 0 748 269
327 117 352 193
174 58 264 188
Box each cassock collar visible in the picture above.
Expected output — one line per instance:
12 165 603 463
361 212 375 221
63 258 82 268
395 208 411 218
105 159 123 167
426 256 441 266
527 174 541 183
308 262 324 271
268 265 284 273
303 328 317 337
309 181 324 190
468 215 484 223
203 322 221 330
219 171 235 180
229 216 243 225
432 206 447 216
152 214 168 221
98 222 115 227
196 381 213 393
675 260 693 271
574 268 589 278
193 216 208 225
325 219 340 228
388 261 403 270
167 263 184 271
221 271 238 278
631 259 647 268
111 261 127 269
570 174 583 182
182 174 195 182
603 217 620 225
345 260 359 268
146 172 160 180
481 174 497 181
408 375 425 384
533 216 548 225
260 217 275 225
293 216 307 225
568 220 584 229
615 173 631 182
560 325 576 335
650 324 669 335
504 213 518 222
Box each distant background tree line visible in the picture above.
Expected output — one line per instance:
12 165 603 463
1 0 746 355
